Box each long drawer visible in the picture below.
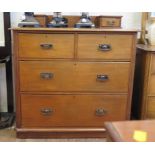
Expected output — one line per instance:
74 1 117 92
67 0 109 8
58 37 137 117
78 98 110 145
21 94 127 127
18 33 74 59
77 34 133 60
19 61 130 92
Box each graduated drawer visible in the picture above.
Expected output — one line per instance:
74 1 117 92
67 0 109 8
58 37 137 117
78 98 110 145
146 97 155 118
21 94 127 127
77 34 133 60
148 54 155 95
18 33 74 58
19 61 130 92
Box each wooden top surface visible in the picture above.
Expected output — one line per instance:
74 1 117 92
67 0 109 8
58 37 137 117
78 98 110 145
105 120 155 142
137 44 155 52
11 27 138 33
97 15 123 18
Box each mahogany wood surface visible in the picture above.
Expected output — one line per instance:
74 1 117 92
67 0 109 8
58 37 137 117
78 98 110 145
148 54 155 95
11 27 138 33
95 16 122 28
19 61 130 92
105 120 155 142
17 128 106 139
147 97 155 118
21 94 127 127
136 45 155 119
137 44 155 52
18 33 74 59
77 34 133 60
12 28 137 138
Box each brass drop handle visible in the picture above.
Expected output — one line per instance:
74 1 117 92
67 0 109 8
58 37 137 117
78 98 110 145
97 74 109 82
40 43 53 49
96 108 107 116
98 44 111 51
41 108 53 116
40 72 54 80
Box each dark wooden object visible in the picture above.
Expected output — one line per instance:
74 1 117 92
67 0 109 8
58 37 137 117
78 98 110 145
134 44 155 119
105 120 155 142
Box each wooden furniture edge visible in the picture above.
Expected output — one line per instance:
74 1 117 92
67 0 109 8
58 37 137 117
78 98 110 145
137 44 155 52
10 27 139 33
126 34 137 119
136 45 155 118
16 128 106 139
104 122 123 142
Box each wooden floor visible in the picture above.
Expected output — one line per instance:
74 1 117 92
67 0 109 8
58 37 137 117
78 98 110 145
0 126 106 142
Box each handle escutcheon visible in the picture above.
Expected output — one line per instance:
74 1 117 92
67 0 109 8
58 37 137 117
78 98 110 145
97 74 109 82
40 43 53 49
41 108 53 116
40 72 54 80
98 44 111 51
95 108 107 116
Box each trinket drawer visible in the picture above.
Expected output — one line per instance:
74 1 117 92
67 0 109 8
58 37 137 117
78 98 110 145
12 28 137 138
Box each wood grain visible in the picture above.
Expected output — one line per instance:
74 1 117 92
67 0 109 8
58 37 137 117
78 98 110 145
136 45 155 119
11 27 138 33
95 16 122 28
18 33 74 59
19 61 130 92
105 120 155 142
12 28 137 138
148 54 155 95
77 34 133 60
146 97 155 118
0 128 106 141
21 94 127 127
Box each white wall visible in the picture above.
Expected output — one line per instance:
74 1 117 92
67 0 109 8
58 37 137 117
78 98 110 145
0 12 5 46
0 64 7 112
0 13 7 112
10 12 142 29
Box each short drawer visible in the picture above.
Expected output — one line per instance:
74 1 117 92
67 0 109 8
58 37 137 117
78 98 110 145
100 17 121 27
18 33 74 58
77 34 133 60
21 94 127 127
19 61 130 92
146 97 155 118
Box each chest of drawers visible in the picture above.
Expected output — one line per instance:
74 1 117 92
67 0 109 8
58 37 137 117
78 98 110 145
12 28 137 138
135 45 155 119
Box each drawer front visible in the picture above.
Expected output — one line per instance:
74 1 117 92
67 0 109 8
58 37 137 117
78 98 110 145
148 54 155 94
146 97 155 118
100 18 121 27
77 34 133 60
21 94 127 127
18 33 74 58
19 61 130 92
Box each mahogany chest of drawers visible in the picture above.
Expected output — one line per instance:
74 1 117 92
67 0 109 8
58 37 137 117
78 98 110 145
135 45 155 119
12 28 137 138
